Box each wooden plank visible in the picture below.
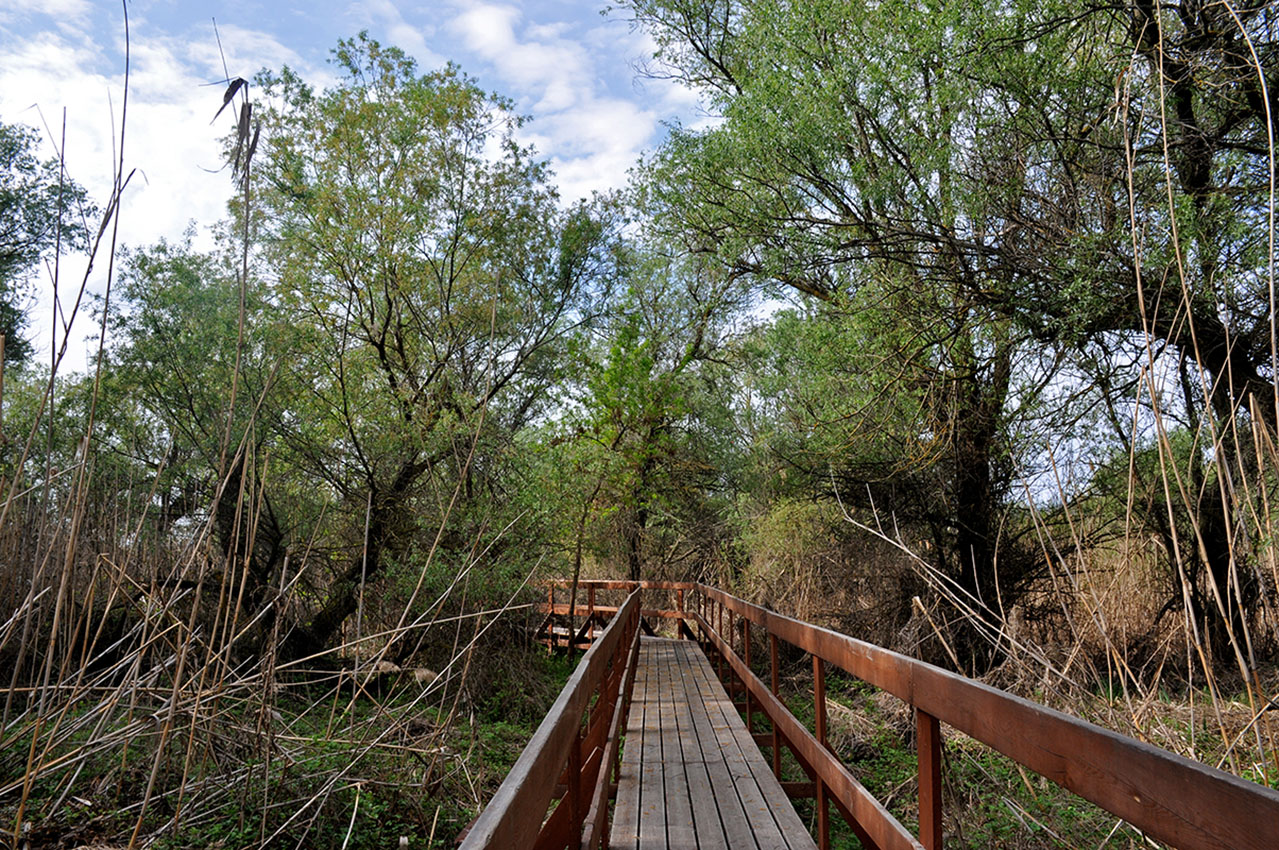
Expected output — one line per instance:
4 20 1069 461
669 640 730 850
548 580 696 591
463 592 642 850
543 603 692 620
636 642 666 848
688 641 814 850
611 638 649 850
584 624 642 848
612 638 820 850
916 709 942 850
672 639 760 850
698 612 919 850
657 641 698 849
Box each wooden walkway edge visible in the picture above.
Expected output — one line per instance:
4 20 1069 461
610 638 818 850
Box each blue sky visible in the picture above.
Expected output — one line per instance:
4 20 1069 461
0 0 702 367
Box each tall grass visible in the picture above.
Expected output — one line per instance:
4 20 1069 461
0 14 551 849
4 5 1279 849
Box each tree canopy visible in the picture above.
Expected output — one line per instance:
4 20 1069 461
0 121 94 364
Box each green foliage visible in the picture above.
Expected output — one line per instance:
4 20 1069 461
253 31 621 510
12 13 1279 850
536 247 745 581
622 0 1279 665
0 121 95 364
619 0 1093 662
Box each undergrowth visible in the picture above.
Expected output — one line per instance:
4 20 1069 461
3 648 575 849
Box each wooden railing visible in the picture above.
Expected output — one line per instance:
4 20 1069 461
459 589 642 850
467 580 1279 850
694 584 1279 850
537 580 693 650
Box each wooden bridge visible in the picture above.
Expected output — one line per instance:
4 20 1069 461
460 581 1279 850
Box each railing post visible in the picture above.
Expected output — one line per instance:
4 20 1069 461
728 609 737 702
917 708 943 850
698 591 705 650
715 600 724 680
588 585 596 641
569 725 583 840
743 618 753 732
570 587 579 649
770 633 781 779
814 655 829 850
548 584 556 653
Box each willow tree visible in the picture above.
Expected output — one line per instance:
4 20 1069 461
620 0 1111 662
1002 2 1279 667
253 35 622 658
625 0 1279 667
0 121 95 364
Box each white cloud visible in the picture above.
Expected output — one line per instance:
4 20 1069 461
451 4 591 109
0 20 329 370
0 0 93 32
451 3 519 57
356 0 445 68
550 98 656 203
0 1 708 367
602 26 708 124
445 1 664 202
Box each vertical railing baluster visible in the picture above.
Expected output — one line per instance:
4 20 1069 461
743 618 753 732
570 587 578 651
814 655 829 849
715 600 724 680
569 725 583 840
917 708 943 850
588 585 596 642
770 633 781 779
548 584 556 653
728 609 737 703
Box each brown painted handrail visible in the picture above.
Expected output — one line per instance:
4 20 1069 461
539 580 692 649
547 580 695 591
695 607 924 850
697 583 1279 850
460 589 642 850
488 580 1279 850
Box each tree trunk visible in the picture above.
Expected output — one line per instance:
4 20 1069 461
280 456 430 662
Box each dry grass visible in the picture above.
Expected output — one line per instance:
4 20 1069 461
0 20 549 848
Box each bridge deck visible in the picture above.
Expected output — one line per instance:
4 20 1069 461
610 637 818 850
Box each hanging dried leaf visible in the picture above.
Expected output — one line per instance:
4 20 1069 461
231 100 253 177
244 123 260 170
237 100 251 143
211 77 246 124
236 122 261 187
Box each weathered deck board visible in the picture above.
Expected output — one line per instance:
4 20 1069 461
611 638 818 850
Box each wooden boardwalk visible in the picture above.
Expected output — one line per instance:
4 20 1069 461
464 583 1279 850
610 638 818 850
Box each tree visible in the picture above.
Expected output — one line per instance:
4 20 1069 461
108 235 292 638
0 122 94 364
559 248 743 582
625 0 1279 667
622 0 1088 661
1023 1 1279 664
252 35 623 659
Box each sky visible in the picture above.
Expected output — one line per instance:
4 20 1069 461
0 0 704 371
